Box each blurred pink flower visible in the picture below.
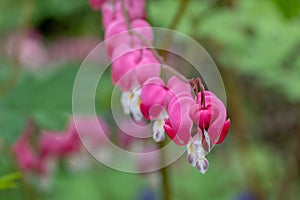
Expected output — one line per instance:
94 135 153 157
38 125 80 159
105 19 153 58
101 0 145 28
137 146 160 173
12 122 45 174
6 30 48 69
88 0 106 11
112 47 160 121
118 119 151 149
112 48 160 91
118 0 146 20
71 116 111 149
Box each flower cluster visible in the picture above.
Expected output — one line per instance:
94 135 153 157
12 117 110 180
89 0 230 173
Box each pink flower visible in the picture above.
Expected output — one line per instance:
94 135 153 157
111 48 160 91
88 0 106 11
70 116 111 149
101 0 146 28
120 0 146 20
140 77 169 120
118 119 151 149
140 76 192 142
189 91 230 151
140 76 191 120
12 122 45 174
38 124 80 159
164 92 195 146
12 137 44 173
101 2 125 28
105 19 153 58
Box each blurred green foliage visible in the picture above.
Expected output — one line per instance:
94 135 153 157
0 172 21 190
148 0 300 102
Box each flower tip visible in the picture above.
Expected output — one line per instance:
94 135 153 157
140 103 150 120
215 119 230 144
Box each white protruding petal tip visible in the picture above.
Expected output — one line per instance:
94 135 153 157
152 119 165 142
121 92 131 115
129 88 143 121
196 158 209 174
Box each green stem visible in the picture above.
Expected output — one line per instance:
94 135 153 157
158 140 171 200
160 0 190 58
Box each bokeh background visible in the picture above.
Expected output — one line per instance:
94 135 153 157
1 0 300 199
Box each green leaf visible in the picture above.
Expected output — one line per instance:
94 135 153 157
272 0 300 18
0 65 77 143
0 172 21 190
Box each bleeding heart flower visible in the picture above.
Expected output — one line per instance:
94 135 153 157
112 48 160 91
164 92 195 146
88 0 106 11
118 119 151 149
140 77 169 120
112 47 160 122
101 0 146 28
38 123 81 159
12 121 46 174
12 136 44 173
187 134 209 174
105 19 153 58
121 0 146 20
140 76 192 142
189 91 230 152
70 116 110 148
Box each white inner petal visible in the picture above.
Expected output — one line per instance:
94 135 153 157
187 135 209 174
120 92 131 115
203 129 211 152
129 88 143 121
152 119 165 142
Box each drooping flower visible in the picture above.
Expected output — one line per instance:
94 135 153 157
111 48 160 91
38 122 81 159
101 0 146 28
112 47 160 121
105 19 153 58
12 121 45 174
67 116 111 171
12 135 45 174
163 92 195 146
189 91 230 152
141 76 192 142
88 0 106 11
70 116 110 149
118 119 151 149
187 134 209 174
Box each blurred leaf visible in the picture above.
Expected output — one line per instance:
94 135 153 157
272 0 300 18
0 172 21 190
198 0 300 102
0 65 76 143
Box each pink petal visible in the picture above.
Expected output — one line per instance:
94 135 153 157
167 76 191 95
206 95 227 144
111 49 140 91
105 19 153 58
167 95 195 146
135 50 160 85
89 0 106 11
140 77 168 119
215 119 230 144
